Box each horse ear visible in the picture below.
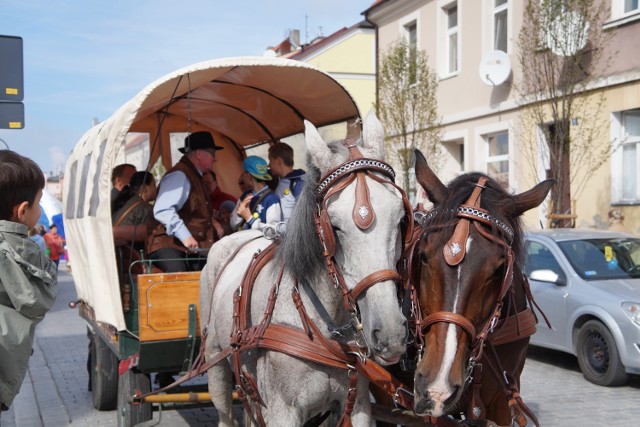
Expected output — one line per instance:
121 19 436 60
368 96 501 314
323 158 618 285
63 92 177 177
414 149 448 206
360 110 385 160
304 120 334 173
506 179 555 217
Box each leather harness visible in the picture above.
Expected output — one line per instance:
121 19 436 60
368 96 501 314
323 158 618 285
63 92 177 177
410 177 551 427
134 169 547 427
153 144 415 426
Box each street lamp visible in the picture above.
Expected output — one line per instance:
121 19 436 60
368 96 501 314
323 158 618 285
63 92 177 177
0 137 8 149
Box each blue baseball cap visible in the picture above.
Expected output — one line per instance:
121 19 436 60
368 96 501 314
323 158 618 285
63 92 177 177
242 156 271 181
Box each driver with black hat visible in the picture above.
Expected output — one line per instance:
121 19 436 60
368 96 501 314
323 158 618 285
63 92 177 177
147 131 224 272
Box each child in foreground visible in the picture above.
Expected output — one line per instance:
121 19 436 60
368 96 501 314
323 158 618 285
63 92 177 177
0 150 57 416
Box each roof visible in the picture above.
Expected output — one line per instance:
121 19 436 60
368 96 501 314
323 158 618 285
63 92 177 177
64 56 360 331
288 21 373 61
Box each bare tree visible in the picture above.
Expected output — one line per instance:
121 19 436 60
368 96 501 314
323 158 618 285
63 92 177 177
376 38 442 202
516 0 617 227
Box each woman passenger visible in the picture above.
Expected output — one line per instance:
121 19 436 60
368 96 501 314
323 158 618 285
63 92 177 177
112 171 157 249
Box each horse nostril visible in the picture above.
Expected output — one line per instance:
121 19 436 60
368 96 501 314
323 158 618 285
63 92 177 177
443 385 461 407
372 329 385 350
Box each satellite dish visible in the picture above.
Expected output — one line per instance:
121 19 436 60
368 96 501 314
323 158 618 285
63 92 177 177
262 48 277 58
479 50 511 86
547 11 589 56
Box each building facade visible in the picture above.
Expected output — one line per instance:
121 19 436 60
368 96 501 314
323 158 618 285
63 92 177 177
365 0 640 233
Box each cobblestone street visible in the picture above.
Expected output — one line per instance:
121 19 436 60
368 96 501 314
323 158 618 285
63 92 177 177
4 266 639 426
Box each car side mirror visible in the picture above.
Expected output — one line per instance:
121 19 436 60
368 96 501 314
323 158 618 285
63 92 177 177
529 269 567 286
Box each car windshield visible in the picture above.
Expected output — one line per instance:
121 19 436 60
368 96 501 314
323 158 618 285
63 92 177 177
558 238 640 280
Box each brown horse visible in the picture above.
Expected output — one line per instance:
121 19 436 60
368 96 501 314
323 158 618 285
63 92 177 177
411 150 553 426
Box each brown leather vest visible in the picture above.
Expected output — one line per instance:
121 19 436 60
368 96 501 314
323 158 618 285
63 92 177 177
147 156 215 254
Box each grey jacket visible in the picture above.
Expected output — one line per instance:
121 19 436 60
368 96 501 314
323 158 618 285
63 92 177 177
0 220 57 407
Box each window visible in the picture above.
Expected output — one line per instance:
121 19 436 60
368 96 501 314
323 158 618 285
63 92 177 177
493 0 508 52
486 131 509 189
625 0 639 13
612 110 640 202
405 21 417 51
446 4 459 73
610 0 640 22
404 20 418 84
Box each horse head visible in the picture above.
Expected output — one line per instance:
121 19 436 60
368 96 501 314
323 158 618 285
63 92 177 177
412 150 553 417
282 111 410 365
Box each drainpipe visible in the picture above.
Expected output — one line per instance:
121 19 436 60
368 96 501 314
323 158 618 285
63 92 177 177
363 11 380 111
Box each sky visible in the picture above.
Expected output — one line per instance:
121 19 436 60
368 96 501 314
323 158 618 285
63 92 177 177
0 0 373 175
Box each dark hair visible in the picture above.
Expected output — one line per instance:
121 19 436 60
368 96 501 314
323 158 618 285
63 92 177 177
0 150 45 220
112 171 154 213
268 142 294 167
128 171 155 193
111 163 136 185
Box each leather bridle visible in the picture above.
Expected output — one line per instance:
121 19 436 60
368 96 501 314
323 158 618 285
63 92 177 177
419 177 516 365
313 144 414 355
413 177 542 426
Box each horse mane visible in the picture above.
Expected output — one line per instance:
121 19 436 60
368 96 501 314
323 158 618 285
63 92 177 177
424 172 526 265
276 140 349 281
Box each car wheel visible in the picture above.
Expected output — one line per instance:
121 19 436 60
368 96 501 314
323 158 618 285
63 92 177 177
576 320 628 386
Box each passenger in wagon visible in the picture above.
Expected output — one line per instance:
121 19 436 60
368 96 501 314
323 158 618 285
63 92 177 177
230 156 282 231
147 131 222 272
203 170 237 220
112 171 157 250
110 163 136 213
268 141 306 222
237 171 253 193
217 200 236 237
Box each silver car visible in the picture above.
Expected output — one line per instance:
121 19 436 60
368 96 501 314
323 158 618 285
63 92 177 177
523 229 640 386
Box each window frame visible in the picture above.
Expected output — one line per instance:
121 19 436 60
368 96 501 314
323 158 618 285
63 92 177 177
446 4 459 74
437 0 460 79
611 109 640 204
493 0 509 52
612 0 640 18
485 130 510 189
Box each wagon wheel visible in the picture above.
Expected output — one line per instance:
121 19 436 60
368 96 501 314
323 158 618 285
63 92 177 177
117 369 152 427
89 333 118 410
576 320 628 386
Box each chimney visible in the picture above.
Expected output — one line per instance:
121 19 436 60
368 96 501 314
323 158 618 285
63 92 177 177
289 29 300 48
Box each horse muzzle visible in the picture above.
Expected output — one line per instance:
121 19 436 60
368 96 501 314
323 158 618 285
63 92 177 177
414 371 464 417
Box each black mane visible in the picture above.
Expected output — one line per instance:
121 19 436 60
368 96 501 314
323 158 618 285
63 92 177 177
276 140 350 281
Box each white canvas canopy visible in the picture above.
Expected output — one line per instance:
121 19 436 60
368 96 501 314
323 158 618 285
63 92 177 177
63 56 359 331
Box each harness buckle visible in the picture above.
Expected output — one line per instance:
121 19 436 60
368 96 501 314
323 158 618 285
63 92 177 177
489 315 499 333
393 387 414 406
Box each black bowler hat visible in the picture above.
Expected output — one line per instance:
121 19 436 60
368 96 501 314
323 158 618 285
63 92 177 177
179 131 225 154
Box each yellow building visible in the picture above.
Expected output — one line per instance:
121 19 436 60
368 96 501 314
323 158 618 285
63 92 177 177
271 22 376 119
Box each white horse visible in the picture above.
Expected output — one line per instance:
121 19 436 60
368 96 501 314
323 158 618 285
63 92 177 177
200 112 409 426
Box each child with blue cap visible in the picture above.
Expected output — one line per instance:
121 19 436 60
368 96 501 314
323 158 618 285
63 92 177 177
230 156 282 230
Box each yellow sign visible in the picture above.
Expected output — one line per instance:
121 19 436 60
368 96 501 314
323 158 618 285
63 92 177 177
604 246 613 262
5 88 18 95
9 121 22 128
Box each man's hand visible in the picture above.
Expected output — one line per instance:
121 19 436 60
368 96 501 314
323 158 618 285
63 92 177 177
182 236 199 251
236 194 254 221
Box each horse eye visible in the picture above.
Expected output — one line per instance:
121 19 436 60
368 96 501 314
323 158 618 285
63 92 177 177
420 252 429 265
